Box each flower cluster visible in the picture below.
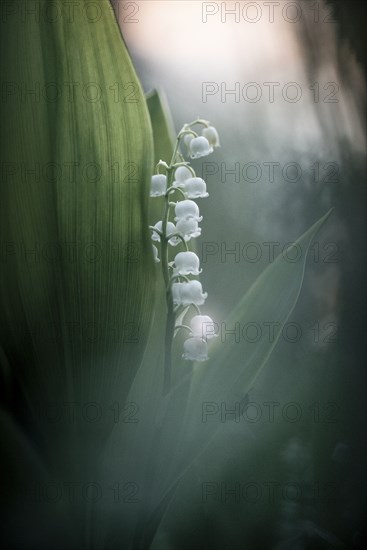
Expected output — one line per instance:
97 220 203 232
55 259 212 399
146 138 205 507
149 120 219 371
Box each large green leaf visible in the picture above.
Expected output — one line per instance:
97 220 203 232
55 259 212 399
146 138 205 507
98 209 333 548
141 209 333 544
0 0 154 472
93 89 176 550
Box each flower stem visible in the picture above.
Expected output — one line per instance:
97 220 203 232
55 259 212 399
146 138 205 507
166 186 187 200
161 166 175 396
163 287 174 395
185 118 210 128
169 233 188 250
169 274 190 285
160 200 170 289
161 126 195 396
175 324 191 333
149 226 163 239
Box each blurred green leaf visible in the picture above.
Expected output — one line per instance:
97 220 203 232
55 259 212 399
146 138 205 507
94 89 176 549
145 208 333 532
99 208 333 549
146 88 176 232
146 89 176 167
0 0 155 471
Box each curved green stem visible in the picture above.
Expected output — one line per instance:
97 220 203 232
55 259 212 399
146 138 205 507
185 118 210 128
175 324 191 333
149 226 163 239
168 274 190 288
166 187 187 200
189 303 201 315
169 233 188 250
177 129 198 141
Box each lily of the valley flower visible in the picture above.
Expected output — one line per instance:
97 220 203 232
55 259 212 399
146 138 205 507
172 280 208 306
176 218 201 241
182 337 209 361
173 166 192 188
149 117 221 380
184 177 209 199
152 244 160 263
183 134 194 153
190 315 218 340
151 221 180 246
173 251 202 276
174 200 202 222
189 136 213 159
202 126 220 148
150 174 167 197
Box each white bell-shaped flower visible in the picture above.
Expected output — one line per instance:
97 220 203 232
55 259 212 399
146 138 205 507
173 251 202 276
189 136 213 159
152 244 160 263
150 174 167 197
184 177 209 199
202 126 220 148
174 200 202 222
182 337 209 362
172 280 208 306
173 166 192 188
190 315 218 340
183 134 194 152
151 221 180 246
176 218 201 241
151 221 162 242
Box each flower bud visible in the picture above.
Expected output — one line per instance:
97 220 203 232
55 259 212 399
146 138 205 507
190 315 218 340
150 174 167 197
189 136 213 159
182 337 209 361
174 200 202 222
173 251 202 276
172 280 208 306
202 126 220 148
184 177 209 199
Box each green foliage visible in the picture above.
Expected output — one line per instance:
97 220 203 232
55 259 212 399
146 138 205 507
0 5 335 547
101 194 332 548
146 89 176 167
0 0 155 478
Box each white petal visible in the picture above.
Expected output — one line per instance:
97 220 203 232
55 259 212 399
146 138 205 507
152 244 160 263
172 280 207 306
202 126 220 148
184 178 209 199
174 200 202 222
181 280 207 305
166 221 180 246
151 221 163 241
176 218 201 241
150 174 167 197
183 134 194 150
173 251 201 276
173 166 192 187
190 315 218 340
189 136 213 159
182 337 209 361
